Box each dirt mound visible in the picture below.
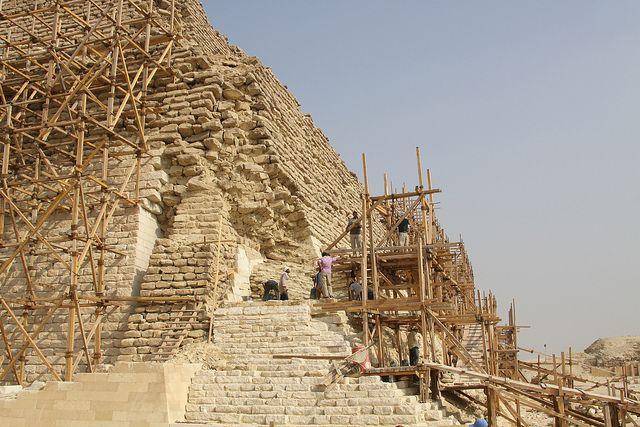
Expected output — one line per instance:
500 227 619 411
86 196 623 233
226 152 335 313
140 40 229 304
584 336 640 367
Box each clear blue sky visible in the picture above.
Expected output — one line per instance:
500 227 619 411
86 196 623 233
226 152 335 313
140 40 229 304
203 1 640 353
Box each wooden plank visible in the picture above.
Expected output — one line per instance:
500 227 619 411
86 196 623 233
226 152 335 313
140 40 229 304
370 188 441 202
273 354 348 360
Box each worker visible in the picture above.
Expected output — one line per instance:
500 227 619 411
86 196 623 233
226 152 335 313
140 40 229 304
346 211 362 252
262 280 279 301
349 279 363 300
349 279 375 301
448 349 459 367
408 327 423 366
317 252 339 298
398 216 410 246
279 267 290 300
310 269 322 299
470 419 488 427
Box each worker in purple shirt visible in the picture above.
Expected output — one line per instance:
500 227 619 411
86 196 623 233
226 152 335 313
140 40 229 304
317 251 340 298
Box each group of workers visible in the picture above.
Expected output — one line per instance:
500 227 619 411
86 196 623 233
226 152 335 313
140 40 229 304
347 210 411 251
260 251 352 301
263 210 412 301
261 251 343 301
262 266 291 301
310 258 375 301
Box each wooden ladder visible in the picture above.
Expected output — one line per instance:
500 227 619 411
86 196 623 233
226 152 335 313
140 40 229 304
152 301 203 361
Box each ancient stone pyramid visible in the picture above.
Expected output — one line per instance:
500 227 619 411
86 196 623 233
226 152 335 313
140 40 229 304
0 0 364 379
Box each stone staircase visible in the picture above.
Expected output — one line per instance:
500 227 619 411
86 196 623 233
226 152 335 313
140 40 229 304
180 301 465 426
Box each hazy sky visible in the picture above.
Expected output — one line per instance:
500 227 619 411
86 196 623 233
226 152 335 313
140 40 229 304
203 1 640 353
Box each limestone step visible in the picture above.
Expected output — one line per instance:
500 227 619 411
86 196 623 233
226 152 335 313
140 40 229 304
183 411 443 425
192 377 416 393
218 348 350 356
176 425 463 427
187 391 423 406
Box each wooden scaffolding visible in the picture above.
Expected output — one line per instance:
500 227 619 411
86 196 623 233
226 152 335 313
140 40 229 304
315 148 639 426
0 0 195 384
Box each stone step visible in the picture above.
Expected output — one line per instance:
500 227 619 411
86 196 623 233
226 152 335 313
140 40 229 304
104 361 168 373
193 379 412 393
213 321 328 329
217 347 350 355
187 402 429 414
188 387 420 403
219 362 331 371
192 383 380 394
184 411 433 425
216 302 311 312
215 311 312 318
215 330 344 338
218 336 343 343
217 351 350 358
215 339 347 346
217 338 348 345
176 423 461 427
216 338 349 346
198 375 415 388
177 424 461 427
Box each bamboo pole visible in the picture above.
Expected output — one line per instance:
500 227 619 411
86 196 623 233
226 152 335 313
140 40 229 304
553 353 569 427
362 155 379 301
361 193 369 346
0 301 62 381
375 316 384 367
0 298 61 381
0 316 21 384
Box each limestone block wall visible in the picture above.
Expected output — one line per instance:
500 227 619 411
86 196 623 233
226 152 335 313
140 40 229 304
118 184 237 361
168 0 368 252
0 362 201 427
